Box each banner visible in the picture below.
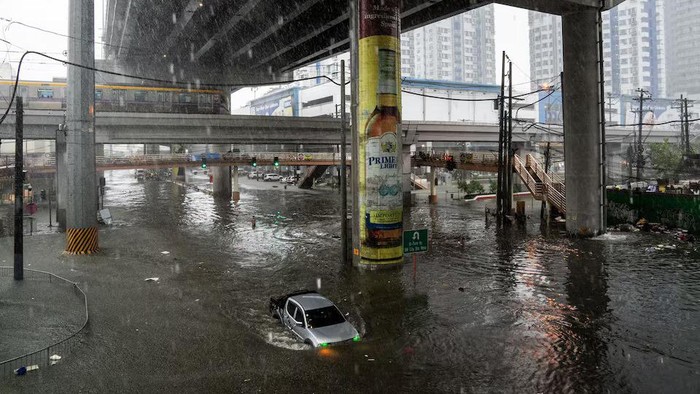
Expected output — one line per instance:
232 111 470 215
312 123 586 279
358 0 403 265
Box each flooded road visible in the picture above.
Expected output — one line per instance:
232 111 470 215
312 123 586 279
8 169 698 392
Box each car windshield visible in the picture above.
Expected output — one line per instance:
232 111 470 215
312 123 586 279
305 306 346 328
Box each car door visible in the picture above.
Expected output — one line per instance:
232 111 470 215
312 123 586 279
290 304 308 340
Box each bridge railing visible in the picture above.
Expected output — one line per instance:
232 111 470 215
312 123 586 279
513 154 542 197
526 154 566 213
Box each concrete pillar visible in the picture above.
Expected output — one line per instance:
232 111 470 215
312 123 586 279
232 165 240 201
562 8 603 236
211 144 232 198
429 169 438 204
144 144 160 155
65 0 98 253
55 130 67 231
402 150 413 207
353 0 403 268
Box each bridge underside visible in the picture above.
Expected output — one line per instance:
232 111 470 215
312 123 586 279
104 0 624 86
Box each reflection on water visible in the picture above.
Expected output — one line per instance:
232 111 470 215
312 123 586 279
102 171 700 391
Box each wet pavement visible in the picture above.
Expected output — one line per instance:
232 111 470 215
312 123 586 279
1 170 699 393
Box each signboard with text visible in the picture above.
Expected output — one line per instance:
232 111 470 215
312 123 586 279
403 228 428 254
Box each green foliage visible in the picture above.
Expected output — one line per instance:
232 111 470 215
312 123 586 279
648 139 683 181
488 179 497 193
457 179 485 195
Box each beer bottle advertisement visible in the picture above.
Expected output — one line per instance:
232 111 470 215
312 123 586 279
358 0 403 265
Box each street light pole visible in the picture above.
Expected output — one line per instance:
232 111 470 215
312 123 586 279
14 97 24 281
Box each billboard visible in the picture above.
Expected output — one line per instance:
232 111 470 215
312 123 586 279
538 91 563 124
250 88 299 116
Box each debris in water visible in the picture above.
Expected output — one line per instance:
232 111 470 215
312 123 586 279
161 251 170 255
145 277 159 282
458 287 465 292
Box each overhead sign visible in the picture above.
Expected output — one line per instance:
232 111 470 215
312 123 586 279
403 228 428 254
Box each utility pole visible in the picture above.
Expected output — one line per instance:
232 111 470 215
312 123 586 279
14 97 24 281
684 97 693 155
540 142 551 220
633 88 650 183
496 51 506 222
340 59 348 265
506 60 514 218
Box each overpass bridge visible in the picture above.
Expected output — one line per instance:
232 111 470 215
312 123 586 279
0 111 681 145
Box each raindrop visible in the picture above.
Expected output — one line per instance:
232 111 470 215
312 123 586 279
172 13 177 24
169 63 175 74
316 278 322 289
354 363 360 374
195 79 201 89
278 16 284 25
187 82 192 90
174 263 181 274
247 49 253 59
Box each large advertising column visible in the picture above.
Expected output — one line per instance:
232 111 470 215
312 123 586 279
357 0 403 267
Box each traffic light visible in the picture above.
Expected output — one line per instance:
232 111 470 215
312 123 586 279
273 156 279 167
445 155 456 171
201 156 207 169
251 157 257 167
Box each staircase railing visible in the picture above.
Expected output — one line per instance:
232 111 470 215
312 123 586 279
513 154 542 198
525 154 566 213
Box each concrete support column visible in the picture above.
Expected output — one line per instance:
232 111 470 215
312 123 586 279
402 150 412 207
211 144 232 198
55 130 67 231
429 169 438 204
562 8 603 236
144 144 160 155
65 0 98 253
232 165 240 201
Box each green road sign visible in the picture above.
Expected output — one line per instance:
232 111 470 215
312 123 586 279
403 228 429 254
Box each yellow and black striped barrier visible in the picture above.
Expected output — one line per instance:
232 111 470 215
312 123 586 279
65 227 99 254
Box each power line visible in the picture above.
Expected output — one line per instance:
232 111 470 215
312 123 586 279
401 86 548 102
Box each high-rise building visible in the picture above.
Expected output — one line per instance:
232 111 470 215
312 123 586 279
401 5 495 84
665 0 700 97
529 0 666 98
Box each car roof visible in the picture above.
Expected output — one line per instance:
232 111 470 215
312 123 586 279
289 292 334 310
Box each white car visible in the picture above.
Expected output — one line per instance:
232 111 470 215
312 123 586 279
269 291 360 347
264 173 281 182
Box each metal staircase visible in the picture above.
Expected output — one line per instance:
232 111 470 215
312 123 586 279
513 154 566 214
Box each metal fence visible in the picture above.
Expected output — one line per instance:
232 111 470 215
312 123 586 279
0 267 89 378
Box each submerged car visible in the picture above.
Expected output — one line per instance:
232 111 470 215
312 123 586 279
269 290 360 347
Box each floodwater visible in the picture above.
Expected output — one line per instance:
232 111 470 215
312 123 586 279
32 170 700 391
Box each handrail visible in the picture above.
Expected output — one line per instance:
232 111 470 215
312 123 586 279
525 154 566 213
513 155 542 197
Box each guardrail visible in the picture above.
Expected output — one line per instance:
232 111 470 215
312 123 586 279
0 267 88 378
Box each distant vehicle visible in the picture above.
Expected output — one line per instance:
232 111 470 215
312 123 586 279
264 173 281 182
248 171 262 180
269 290 360 348
135 169 145 181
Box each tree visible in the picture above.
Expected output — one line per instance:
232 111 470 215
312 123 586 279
648 139 683 182
458 179 485 195
488 179 497 193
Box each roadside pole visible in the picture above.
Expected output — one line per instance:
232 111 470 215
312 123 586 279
14 97 24 281
404 228 428 284
340 59 348 265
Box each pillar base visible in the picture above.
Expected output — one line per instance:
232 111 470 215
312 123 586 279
429 195 438 204
232 191 240 202
403 191 413 207
65 226 99 254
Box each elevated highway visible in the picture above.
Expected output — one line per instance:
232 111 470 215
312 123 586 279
102 0 624 86
0 111 680 145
